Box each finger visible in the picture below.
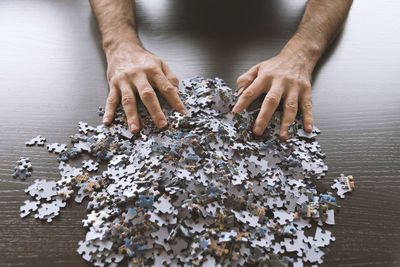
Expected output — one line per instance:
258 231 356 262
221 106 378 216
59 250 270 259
253 82 283 136
236 65 259 94
103 85 120 125
232 76 267 113
152 71 186 115
161 61 179 88
237 87 245 96
279 90 299 140
133 76 167 129
300 86 314 132
119 80 140 133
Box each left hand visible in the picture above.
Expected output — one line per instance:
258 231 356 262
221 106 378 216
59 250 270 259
232 49 315 140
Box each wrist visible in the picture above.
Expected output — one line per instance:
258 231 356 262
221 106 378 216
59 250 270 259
280 35 323 74
102 25 143 56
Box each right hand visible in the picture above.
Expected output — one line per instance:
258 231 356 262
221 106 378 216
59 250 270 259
103 41 186 133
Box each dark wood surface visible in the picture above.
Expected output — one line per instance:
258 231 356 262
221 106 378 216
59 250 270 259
1 0 399 266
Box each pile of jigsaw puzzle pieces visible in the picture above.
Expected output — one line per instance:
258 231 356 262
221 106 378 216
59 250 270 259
17 77 355 266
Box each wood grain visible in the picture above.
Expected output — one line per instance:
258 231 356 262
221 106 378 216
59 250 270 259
0 0 399 266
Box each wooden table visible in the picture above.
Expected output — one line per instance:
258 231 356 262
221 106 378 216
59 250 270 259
1 0 399 266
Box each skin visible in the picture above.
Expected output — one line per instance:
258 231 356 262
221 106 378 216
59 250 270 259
233 0 353 139
89 0 185 133
90 0 353 138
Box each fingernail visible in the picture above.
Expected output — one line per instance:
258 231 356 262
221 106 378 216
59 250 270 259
281 131 288 139
237 87 244 96
253 126 262 135
103 117 109 125
130 124 139 133
159 119 168 128
178 107 186 115
307 124 313 131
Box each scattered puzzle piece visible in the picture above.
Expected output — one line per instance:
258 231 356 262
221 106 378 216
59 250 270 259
12 157 32 180
331 174 355 198
20 200 40 218
25 135 46 146
82 160 99 172
17 77 355 267
47 143 68 154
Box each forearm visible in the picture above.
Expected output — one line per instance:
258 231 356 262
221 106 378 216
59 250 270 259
282 0 353 73
89 0 142 54
90 0 184 130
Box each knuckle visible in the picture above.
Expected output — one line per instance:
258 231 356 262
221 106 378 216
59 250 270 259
300 80 311 90
242 89 255 98
140 88 156 100
237 74 248 84
109 78 119 89
110 73 128 84
107 95 118 105
169 76 179 86
128 67 141 77
109 74 135 88
285 100 298 111
279 76 310 90
259 73 272 83
280 76 296 85
265 93 280 105
121 95 135 106
163 85 177 94
152 71 164 80
144 63 159 73
302 98 313 110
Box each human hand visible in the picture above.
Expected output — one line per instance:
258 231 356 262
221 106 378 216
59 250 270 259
232 47 315 140
102 41 186 133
